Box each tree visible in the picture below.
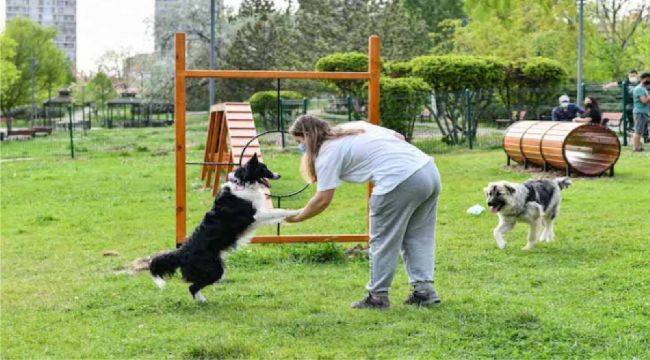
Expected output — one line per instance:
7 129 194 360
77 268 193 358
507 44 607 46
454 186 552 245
153 0 239 109
0 34 20 115
291 0 430 67
223 1 284 99
402 0 465 33
41 47 73 100
588 0 649 79
87 72 116 118
1 17 71 113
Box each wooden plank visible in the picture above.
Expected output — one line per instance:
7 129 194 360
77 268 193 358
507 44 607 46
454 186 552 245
224 104 253 113
251 234 369 244
226 112 255 120
230 138 260 147
185 69 371 80
229 128 258 137
201 111 217 180
212 119 229 196
175 33 187 246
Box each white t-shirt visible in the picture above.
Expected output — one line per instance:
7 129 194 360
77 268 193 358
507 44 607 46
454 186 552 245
315 121 432 195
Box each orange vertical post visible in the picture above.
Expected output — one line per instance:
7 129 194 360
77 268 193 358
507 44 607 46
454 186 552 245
175 33 187 246
366 35 381 235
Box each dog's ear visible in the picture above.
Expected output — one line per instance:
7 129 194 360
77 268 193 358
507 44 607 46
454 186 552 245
249 153 259 165
504 184 516 194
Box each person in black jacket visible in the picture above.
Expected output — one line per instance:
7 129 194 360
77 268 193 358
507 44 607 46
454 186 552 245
573 96 602 125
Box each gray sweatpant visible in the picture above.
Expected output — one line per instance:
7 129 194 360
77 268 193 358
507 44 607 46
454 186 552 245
367 161 441 294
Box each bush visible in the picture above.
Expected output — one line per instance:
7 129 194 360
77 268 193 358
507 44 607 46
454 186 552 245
383 61 413 78
315 52 368 72
516 57 566 87
500 57 567 118
410 55 507 91
376 77 430 141
315 52 368 96
409 55 506 144
249 90 303 129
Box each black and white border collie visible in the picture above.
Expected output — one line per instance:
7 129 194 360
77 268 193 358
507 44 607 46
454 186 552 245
149 154 300 302
484 177 572 250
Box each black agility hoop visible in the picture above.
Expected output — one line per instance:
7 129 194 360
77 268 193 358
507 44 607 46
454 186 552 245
239 129 310 200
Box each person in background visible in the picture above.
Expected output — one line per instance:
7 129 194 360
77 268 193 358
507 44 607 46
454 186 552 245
552 94 584 121
631 72 650 152
573 96 602 125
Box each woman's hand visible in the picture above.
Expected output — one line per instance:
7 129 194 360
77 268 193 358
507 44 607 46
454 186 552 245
285 212 303 223
285 190 335 223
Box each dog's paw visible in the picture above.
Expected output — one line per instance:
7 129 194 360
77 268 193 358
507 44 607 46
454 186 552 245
496 240 506 249
194 291 207 303
521 244 534 251
288 209 302 216
152 276 166 289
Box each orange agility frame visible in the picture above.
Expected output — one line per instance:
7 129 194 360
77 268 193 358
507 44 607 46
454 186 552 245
174 32 381 246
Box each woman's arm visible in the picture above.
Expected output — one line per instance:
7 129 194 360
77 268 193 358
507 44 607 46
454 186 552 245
285 189 335 223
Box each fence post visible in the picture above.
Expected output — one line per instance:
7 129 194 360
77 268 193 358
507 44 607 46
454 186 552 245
279 99 286 148
465 89 473 149
621 79 628 146
346 95 352 122
67 105 75 159
302 98 308 115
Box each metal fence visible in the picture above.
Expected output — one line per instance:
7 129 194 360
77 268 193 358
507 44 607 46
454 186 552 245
272 88 567 154
2 85 632 161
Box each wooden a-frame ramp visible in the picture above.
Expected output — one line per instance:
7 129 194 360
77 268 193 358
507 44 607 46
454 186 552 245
200 102 274 209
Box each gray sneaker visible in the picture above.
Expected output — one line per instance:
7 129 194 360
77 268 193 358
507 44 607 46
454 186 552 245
404 289 441 307
351 293 390 309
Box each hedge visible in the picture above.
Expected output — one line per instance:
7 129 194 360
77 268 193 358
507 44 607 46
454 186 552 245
383 61 413 78
315 52 368 96
410 55 507 91
375 77 430 141
512 57 566 87
249 90 303 129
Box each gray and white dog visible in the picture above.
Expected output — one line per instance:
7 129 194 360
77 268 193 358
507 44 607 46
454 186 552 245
484 178 572 250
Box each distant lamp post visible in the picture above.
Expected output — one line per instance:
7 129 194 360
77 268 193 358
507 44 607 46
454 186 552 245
209 0 217 106
577 0 584 104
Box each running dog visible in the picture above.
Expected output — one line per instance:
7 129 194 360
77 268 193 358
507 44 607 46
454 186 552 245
149 154 301 302
484 177 572 250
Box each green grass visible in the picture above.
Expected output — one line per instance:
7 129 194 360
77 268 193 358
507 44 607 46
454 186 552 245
1 120 649 358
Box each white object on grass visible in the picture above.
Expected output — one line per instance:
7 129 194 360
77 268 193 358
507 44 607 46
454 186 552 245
466 204 485 216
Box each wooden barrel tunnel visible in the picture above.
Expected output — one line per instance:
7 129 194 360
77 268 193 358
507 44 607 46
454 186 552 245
503 121 621 176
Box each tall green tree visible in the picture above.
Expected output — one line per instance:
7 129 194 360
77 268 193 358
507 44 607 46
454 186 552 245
0 34 20 114
452 0 580 78
586 0 649 79
402 0 465 32
87 72 116 117
223 0 286 98
1 17 72 113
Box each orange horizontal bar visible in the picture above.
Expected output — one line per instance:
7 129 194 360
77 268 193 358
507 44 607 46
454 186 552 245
185 70 371 80
251 234 369 244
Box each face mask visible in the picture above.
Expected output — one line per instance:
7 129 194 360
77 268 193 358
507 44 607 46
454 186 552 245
560 102 569 108
298 143 306 153
629 77 638 83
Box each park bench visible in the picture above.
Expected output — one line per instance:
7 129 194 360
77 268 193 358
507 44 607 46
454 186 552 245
602 112 622 131
32 126 53 136
496 110 527 128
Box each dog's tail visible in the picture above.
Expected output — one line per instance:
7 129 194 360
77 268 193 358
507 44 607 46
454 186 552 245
149 250 182 289
554 177 572 190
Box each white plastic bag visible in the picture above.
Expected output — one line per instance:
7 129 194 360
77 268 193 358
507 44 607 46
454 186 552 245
466 204 485 216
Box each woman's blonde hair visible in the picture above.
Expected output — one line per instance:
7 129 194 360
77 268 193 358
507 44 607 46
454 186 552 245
288 115 363 183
